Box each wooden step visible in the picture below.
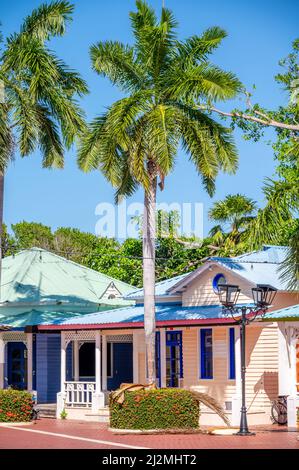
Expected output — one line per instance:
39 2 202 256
85 406 110 423
36 404 57 419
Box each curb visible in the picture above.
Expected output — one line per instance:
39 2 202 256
0 422 33 427
108 427 205 435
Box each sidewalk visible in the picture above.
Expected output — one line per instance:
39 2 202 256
0 419 298 449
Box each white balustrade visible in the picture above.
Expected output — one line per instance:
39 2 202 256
64 381 95 407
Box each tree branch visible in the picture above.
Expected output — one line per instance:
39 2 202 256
200 105 299 131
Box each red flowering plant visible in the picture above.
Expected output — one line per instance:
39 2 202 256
110 388 199 430
0 389 33 422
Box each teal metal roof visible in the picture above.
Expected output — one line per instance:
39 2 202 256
0 308 115 328
0 248 134 314
44 304 235 326
38 302 254 328
263 304 299 321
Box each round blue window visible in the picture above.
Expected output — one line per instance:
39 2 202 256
213 273 226 293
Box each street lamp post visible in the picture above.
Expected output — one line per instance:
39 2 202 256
217 283 277 436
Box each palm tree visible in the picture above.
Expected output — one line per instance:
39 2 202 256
247 176 298 289
208 194 257 254
0 2 87 272
78 1 241 384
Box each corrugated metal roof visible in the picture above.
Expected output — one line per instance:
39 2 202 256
125 273 189 299
0 306 120 328
0 248 134 310
54 303 250 326
263 304 299 321
126 246 291 302
168 245 290 295
209 257 287 290
232 245 288 264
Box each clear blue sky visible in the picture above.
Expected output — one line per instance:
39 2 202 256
2 0 299 237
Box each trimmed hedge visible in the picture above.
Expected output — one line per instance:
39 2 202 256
110 388 199 430
0 389 33 422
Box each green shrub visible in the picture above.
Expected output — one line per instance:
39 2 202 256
110 388 199 430
0 389 33 422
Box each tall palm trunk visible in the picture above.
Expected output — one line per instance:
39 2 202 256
0 173 4 301
143 161 157 385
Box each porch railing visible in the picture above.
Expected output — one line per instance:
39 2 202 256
64 381 95 407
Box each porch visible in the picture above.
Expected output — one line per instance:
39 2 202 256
277 322 299 428
0 331 34 392
56 328 186 419
56 330 139 418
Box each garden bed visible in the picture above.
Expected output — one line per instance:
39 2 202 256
0 389 33 423
110 388 200 431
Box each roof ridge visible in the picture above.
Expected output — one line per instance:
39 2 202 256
126 271 190 296
4 248 135 290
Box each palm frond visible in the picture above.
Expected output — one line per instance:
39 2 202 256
37 104 64 168
176 27 227 65
90 41 146 92
77 115 107 172
6 82 40 156
104 91 151 146
114 152 139 204
0 103 13 172
209 194 257 222
146 104 179 176
166 62 241 102
20 1 74 41
190 390 230 426
279 223 299 290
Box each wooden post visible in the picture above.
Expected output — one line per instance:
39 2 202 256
60 332 66 392
0 333 4 389
74 340 79 382
26 333 33 391
232 326 241 426
95 331 101 393
133 331 139 384
102 335 107 391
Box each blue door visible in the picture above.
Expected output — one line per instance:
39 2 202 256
166 331 183 388
107 343 133 390
7 342 27 390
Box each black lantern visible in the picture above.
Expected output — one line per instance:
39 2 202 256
217 283 240 308
216 279 278 436
252 284 277 308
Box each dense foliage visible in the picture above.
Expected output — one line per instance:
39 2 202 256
110 389 199 430
3 220 214 287
0 389 33 422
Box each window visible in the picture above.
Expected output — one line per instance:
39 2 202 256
229 328 236 380
212 273 226 294
166 331 183 387
200 329 213 379
79 342 95 377
107 342 113 378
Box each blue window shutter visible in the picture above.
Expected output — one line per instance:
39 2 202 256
200 329 213 379
155 332 161 387
229 328 236 379
178 332 183 378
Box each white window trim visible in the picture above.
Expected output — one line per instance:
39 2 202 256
198 327 214 381
226 326 237 382
107 342 113 379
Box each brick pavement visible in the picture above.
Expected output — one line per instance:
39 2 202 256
0 419 298 449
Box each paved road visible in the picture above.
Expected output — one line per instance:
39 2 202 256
0 419 298 449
